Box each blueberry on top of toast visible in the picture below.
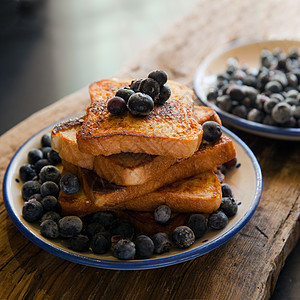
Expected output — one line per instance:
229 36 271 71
107 70 171 117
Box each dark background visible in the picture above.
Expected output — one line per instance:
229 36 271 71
0 1 298 298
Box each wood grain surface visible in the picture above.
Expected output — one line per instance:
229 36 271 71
0 0 299 299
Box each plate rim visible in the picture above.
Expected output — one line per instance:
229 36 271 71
2 117 262 270
193 38 300 140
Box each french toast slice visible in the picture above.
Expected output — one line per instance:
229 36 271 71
51 106 220 186
59 170 221 216
77 79 203 158
59 135 236 216
113 171 222 212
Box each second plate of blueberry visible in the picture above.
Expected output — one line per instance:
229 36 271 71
194 39 300 140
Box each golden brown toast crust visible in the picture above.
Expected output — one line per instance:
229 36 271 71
194 106 222 125
113 171 222 213
59 135 235 216
77 79 203 158
51 105 222 186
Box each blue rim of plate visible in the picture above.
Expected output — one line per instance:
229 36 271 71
3 116 262 270
193 38 300 140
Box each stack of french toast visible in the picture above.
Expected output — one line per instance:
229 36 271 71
51 76 236 233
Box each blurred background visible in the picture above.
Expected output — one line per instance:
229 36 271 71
0 0 199 135
0 0 298 298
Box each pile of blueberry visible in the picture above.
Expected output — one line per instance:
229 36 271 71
107 70 171 116
206 47 300 127
19 132 238 260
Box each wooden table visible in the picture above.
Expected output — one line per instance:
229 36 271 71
0 0 299 299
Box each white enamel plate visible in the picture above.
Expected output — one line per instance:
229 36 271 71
3 117 262 270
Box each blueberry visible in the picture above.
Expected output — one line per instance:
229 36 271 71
271 102 292 123
286 72 298 87
113 239 136 260
40 165 61 184
247 108 265 123
217 164 227 175
218 72 231 81
270 93 284 102
256 70 270 90
60 173 80 194
232 105 247 118
277 52 287 69
243 75 257 87
40 181 59 198
19 164 36 182
28 149 43 165
216 95 232 112
91 211 114 229
47 149 61 165
152 232 172 254
129 79 142 92
186 214 207 239
70 234 90 252
264 81 283 93
263 98 279 114
208 211 228 230
134 235 154 259
220 197 238 217
107 96 127 115
282 116 297 128
41 133 51 147
221 183 233 198
263 115 277 126
256 94 270 110
41 195 60 212
260 54 274 68
288 47 300 59
223 157 237 169
90 233 110 254
41 211 61 223
172 226 195 249
202 121 222 142
157 84 171 104
40 219 59 238
228 85 245 101
285 89 299 98
140 78 160 100
227 57 239 69
22 199 43 222
84 222 105 239
233 69 247 81
59 216 83 237
34 159 51 174
292 105 300 119
148 70 168 86
206 87 218 102
127 93 154 116
115 88 135 103
109 219 134 239
29 193 42 202
285 98 299 106
22 180 41 200
243 86 258 102
41 147 52 159
154 205 171 224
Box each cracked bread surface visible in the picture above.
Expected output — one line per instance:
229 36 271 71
76 79 203 158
